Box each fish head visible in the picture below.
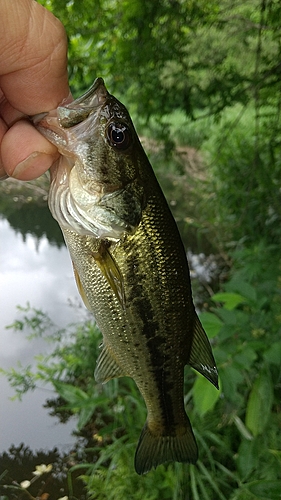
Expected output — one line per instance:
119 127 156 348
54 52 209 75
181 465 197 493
33 78 146 240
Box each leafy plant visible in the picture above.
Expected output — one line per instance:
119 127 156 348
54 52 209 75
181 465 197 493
196 242 281 498
2 240 280 499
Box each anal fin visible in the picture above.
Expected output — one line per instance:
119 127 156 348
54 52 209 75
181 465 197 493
189 313 219 389
94 344 127 384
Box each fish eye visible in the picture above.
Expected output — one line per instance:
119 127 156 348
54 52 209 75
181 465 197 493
106 122 132 150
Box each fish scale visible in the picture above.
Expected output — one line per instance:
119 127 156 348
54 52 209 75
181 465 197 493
33 77 218 474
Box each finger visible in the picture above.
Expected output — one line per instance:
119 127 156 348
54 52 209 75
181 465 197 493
1 120 59 180
0 95 25 127
0 118 8 179
0 115 8 140
0 0 69 114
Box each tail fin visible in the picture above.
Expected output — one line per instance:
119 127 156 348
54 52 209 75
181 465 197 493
134 420 198 475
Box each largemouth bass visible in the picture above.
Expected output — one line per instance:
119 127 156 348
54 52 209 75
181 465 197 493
34 78 218 474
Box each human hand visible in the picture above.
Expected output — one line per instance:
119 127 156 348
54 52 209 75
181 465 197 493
0 0 70 180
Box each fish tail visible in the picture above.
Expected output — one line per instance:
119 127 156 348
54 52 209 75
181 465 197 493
134 420 198 475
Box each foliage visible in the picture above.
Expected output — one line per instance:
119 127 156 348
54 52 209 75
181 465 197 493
0 444 86 499
2 240 281 499
201 104 281 247
38 0 281 121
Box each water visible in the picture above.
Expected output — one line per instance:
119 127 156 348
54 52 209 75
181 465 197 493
0 216 84 453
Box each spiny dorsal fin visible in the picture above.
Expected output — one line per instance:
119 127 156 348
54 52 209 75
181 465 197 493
134 420 198 475
93 241 126 309
94 345 127 384
189 313 219 389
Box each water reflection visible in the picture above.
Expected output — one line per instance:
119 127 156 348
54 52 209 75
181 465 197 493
0 176 64 246
7 201 64 247
0 216 83 453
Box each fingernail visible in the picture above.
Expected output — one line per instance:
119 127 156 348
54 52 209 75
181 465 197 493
12 151 56 180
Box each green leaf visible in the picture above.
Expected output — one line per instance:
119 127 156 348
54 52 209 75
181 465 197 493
247 480 281 499
199 312 223 338
245 371 273 436
193 373 220 417
232 415 253 441
52 381 89 405
225 279 257 302
233 347 257 369
237 439 259 480
212 346 228 365
211 292 248 310
78 405 96 430
219 365 244 404
263 342 281 366
215 307 238 326
53 381 110 429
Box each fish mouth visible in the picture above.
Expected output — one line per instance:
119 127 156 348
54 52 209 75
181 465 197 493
32 78 109 150
63 78 107 108
57 78 108 128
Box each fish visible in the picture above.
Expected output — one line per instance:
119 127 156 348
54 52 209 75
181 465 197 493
33 78 218 475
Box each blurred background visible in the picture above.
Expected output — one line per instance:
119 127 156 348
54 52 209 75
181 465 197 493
0 1 280 498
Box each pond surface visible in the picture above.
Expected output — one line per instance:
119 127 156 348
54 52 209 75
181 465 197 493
0 214 84 454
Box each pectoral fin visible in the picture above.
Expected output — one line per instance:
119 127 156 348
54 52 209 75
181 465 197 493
93 241 126 309
95 345 127 383
73 264 92 311
189 313 219 389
